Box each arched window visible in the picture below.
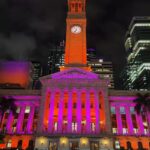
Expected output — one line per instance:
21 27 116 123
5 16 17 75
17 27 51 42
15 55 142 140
138 142 143 150
27 140 34 150
7 140 12 148
127 141 133 150
17 140 22 149
75 3 78 12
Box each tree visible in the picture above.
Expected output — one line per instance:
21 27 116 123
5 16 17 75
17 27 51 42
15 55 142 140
133 93 150 114
0 97 17 142
133 93 150 133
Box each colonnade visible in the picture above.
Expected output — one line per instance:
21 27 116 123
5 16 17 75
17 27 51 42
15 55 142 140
44 89 102 134
114 105 150 135
0 105 36 134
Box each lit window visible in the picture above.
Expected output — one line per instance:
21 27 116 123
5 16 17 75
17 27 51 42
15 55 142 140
7 140 12 148
91 123 95 131
112 128 117 134
130 107 135 114
120 107 125 114
16 107 20 113
133 128 138 134
25 106 30 113
115 141 120 149
54 122 58 131
111 107 115 114
123 128 128 134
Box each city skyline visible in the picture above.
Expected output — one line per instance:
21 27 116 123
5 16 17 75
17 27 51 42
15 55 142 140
0 0 150 149
0 0 150 87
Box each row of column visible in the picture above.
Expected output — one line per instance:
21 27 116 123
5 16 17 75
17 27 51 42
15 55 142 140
1 105 35 133
115 105 150 135
47 90 101 134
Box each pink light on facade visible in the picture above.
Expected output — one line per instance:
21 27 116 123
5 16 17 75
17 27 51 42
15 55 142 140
51 68 99 79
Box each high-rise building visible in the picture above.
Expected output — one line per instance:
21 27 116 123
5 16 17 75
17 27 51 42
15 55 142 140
32 62 43 89
87 49 114 88
47 41 65 74
124 17 150 90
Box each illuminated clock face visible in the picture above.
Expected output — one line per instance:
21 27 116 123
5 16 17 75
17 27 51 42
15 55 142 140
71 25 81 34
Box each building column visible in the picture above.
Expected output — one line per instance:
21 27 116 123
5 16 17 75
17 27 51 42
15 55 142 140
86 90 91 133
16 106 26 133
58 91 64 133
48 91 55 133
37 87 48 133
6 111 14 133
27 106 35 133
135 113 144 135
77 91 82 134
125 106 134 135
67 91 73 133
115 106 123 134
94 91 100 134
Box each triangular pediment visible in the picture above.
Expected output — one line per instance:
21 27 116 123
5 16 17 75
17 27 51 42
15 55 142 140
51 68 99 79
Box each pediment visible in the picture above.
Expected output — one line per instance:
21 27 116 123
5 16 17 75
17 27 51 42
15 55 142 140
51 68 99 79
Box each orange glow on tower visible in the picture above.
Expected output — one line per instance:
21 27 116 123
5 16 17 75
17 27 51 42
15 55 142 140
62 0 91 71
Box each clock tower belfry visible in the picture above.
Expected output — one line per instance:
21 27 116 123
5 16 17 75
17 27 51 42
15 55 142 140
61 0 91 71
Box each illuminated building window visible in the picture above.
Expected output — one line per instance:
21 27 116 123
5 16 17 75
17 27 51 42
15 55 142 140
123 128 128 134
7 140 12 148
130 107 135 114
72 122 77 132
112 128 117 134
115 141 120 149
133 128 138 134
25 106 30 113
144 129 148 134
111 107 115 114
54 122 58 131
91 123 95 131
16 107 20 113
120 107 125 114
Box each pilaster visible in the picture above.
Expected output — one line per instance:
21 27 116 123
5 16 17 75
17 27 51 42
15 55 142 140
125 106 134 135
27 105 35 133
115 106 123 134
58 91 64 133
86 90 91 133
67 90 73 133
16 106 26 133
77 90 82 134
48 90 56 133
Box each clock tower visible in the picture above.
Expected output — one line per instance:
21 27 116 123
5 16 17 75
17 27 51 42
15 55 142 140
62 0 90 70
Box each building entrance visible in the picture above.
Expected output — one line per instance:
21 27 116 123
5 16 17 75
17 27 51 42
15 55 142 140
49 142 58 150
69 141 79 150
90 141 99 150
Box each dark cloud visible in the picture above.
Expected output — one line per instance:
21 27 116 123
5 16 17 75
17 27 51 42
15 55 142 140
0 33 36 60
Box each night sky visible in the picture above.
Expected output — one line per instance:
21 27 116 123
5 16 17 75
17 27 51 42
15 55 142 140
0 0 150 88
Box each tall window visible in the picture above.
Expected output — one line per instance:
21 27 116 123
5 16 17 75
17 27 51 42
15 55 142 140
75 3 78 12
72 122 77 132
7 140 12 148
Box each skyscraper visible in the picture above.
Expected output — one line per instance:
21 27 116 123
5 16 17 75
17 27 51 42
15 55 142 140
87 49 114 88
124 17 150 90
32 61 43 89
47 42 65 74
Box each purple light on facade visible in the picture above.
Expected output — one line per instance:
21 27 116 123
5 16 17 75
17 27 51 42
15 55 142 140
51 68 99 79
